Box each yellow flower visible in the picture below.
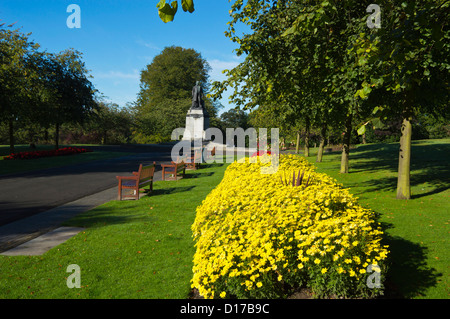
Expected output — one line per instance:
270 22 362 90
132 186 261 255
190 154 389 298
220 291 226 298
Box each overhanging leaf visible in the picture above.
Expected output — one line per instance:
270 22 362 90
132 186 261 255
357 124 366 136
182 0 195 13
158 2 177 23
371 117 385 129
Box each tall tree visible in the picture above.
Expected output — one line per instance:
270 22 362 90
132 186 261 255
135 46 218 141
0 26 42 154
40 49 96 149
211 0 372 173
357 0 450 199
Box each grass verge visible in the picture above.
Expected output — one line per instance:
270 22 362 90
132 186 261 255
0 140 447 299
0 163 228 298
303 138 449 299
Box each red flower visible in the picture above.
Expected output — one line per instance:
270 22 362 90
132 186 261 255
3 147 92 160
251 150 272 157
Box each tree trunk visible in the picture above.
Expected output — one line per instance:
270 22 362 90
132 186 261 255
304 118 310 157
340 114 352 173
396 116 412 200
9 118 15 154
295 131 300 154
362 133 367 144
55 122 60 150
316 125 327 163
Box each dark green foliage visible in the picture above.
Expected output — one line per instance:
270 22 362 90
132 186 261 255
134 46 221 142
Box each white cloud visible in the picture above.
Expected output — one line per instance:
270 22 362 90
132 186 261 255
206 57 244 114
208 58 242 82
136 39 161 51
95 69 140 81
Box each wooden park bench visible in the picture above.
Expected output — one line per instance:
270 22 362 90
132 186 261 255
161 160 185 181
116 162 156 200
186 150 202 170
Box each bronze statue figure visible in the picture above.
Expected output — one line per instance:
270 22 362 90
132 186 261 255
191 81 204 110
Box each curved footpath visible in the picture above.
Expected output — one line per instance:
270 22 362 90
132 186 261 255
0 144 174 253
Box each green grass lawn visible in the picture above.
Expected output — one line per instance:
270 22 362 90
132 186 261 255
0 140 448 299
303 138 449 299
0 163 228 299
0 144 133 176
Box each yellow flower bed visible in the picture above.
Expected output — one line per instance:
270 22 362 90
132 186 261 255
191 154 389 299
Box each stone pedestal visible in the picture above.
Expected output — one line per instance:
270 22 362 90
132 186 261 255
182 109 209 141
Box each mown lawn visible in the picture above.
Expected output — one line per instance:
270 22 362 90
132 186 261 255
304 138 449 299
0 140 447 299
0 163 228 298
0 144 134 176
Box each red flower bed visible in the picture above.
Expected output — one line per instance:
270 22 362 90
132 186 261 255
3 147 93 160
251 150 272 157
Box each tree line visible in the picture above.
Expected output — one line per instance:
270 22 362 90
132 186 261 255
206 0 449 200
157 0 449 199
0 24 231 151
0 24 98 153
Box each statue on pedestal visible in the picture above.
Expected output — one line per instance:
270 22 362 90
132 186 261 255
182 81 209 142
191 81 204 110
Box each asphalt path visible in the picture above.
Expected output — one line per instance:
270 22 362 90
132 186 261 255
0 144 175 227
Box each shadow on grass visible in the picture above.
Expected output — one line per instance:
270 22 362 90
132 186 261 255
381 221 443 299
64 204 155 228
151 186 196 196
199 163 225 169
184 172 214 179
347 141 450 197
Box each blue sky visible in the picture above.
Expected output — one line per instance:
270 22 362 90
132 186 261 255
0 0 246 115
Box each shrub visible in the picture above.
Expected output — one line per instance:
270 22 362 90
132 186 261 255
191 154 389 299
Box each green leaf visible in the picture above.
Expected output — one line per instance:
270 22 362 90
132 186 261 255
171 0 178 14
181 0 195 13
372 118 384 129
157 2 178 23
357 125 366 136
156 0 166 9
373 106 379 113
